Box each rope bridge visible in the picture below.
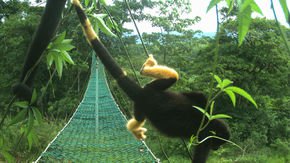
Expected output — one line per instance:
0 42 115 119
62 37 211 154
35 55 158 162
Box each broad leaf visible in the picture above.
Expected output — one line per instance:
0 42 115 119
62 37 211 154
94 15 117 37
210 114 232 120
61 51 75 65
56 42 75 51
225 90 236 107
225 86 258 108
32 107 42 124
26 110 34 135
221 79 233 88
0 150 15 163
238 5 252 46
30 89 37 105
225 0 234 14
100 0 107 5
193 106 210 119
53 32 66 45
207 0 222 12
9 109 28 126
279 0 289 23
213 74 222 85
14 101 29 109
250 0 263 15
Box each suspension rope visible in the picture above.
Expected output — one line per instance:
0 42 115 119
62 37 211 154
103 6 141 85
124 0 150 57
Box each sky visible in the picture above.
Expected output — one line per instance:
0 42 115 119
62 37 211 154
122 0 289 34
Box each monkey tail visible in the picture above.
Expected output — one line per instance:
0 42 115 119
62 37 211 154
72 0 142 100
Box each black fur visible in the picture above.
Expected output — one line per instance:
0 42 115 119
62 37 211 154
13 0 66 100
73 2 230 163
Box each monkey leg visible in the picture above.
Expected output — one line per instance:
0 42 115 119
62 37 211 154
140 55 179 80
126 118 147 140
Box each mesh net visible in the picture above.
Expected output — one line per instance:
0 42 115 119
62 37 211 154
36 55 158 162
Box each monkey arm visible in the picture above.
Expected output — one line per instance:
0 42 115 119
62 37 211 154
144 78 177 91
140 55 179 80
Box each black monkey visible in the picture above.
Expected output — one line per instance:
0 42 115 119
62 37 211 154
13 0 67 100
72 1 230 162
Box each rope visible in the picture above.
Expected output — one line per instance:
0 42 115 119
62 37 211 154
124 0 150 57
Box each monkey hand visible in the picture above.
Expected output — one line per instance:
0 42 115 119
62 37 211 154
141 54 157 71
126 118 147 140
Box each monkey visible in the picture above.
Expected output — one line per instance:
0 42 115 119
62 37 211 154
12 0 67 101
72 0 230 162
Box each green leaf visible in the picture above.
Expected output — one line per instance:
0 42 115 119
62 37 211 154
225 0 234 14
0 150 15 163
94 15 117 37
222 79 233 88
100 0 107 5
279 0 289 23
55 56 63 78
30 89 37 105
54 32 66 44
210 114 232 120
27 129 38 150
250 0 263 15
225 90 236 107
26 110 34 136
238 5 252 46
9 109 28 126
56 42 75 51
207 0 222 12
32 107 42 124
61 39 73 44
61 51 75 65
225 86 258 108
46 53 54 68
85 0 90 7
193 106 210 119
213 74 222 85
14 101 29 109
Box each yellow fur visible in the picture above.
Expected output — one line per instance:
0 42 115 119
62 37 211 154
82 19 98 42
72 0 98 42
140 54 179 80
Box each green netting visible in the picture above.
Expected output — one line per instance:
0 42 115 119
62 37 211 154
35 55 158 162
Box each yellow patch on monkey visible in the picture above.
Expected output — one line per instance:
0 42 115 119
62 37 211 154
140 54 179 80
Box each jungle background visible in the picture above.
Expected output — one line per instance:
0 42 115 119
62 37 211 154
0 0 289 162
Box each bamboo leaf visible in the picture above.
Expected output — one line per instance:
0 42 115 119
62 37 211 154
54 32 66 45
14 101 29 109
225 90 236 107
9 109 28 126
61 51 75 65
32 107 42 124
225 86 258 108
210 114 232 120
94 15 117 37
213 74 222 85
193 106 210 119
0 150 15 163
222 79 233 88
26 110 34 135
